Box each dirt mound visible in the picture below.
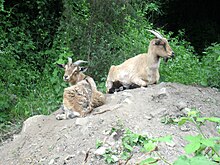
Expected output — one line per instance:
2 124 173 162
0 83 219 165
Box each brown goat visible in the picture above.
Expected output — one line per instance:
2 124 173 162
106 30 174 93
56 58 105 119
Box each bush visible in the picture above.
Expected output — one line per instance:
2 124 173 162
160 31 203 85
0 0 219 128
200 43 220 88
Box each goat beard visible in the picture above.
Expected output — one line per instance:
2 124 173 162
163 57 169 63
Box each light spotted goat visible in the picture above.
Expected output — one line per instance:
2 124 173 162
56 58 105 119
106 30 175 93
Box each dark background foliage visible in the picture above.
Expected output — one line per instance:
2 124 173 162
0 0 219 133
158 0 220 54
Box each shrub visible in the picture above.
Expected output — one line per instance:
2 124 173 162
200 43 220 88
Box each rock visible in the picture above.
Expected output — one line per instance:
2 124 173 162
94 147 107 156
182 108 191 115
22 115 46 133
48 159 54 165
179 124 190 132
176 101 187 110
75 118 89 126
166 141 176 147
123 98 133 104
111 155 119 162
158 87 168 97
144 115 153 120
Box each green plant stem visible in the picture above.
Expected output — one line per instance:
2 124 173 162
192 117 207 138
192 117 220 157
155 152 172 165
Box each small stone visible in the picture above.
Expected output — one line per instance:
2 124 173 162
179 125 190 132
102 130 111 135
111 155 119 162
166 141 176 147
123 98 133 104
144 115 152 120
158 87 167 96
48 159 54 165
94 147 107 156
176 101 187 110
182 108 191 114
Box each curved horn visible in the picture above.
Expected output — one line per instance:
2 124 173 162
68 57 72 64
148 30 163 39
155 30 164 38
73 60 88 66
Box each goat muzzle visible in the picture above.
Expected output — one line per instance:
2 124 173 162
163 57 169 63
163 52 174 63
63 75 69 81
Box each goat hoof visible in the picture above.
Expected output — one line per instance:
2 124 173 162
56 114 65 120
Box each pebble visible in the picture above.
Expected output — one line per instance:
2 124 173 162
48 159 54 165
176 101 187 110
123 98 133 104
166 141 176 147
179 125 190 132
111 155 119 162
94 147 107 156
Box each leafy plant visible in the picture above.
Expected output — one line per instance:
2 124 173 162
200 43 220 88
173 109 220 164
98 128 172 164
96 140 103 149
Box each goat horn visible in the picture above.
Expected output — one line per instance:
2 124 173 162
68 57 73 64
155 30 164 38
148 30 163 39
74 60 88 66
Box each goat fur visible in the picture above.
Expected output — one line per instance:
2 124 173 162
56 58 105 119
106 30 174 93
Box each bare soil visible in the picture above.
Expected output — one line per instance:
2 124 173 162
0 83 219 165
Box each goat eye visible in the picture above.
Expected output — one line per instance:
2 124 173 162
155 41 160 45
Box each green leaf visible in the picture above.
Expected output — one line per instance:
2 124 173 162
178 117 189 126
213 143 220 152
106 157 114 164
201 138 216 147
174 155 190 165
213 155 220 162
123 143 133 152
174 155 216 165
143 142 156 152
120 151 130 160
197 117 220 124
184 142 201 154
187 110 199 117
154 135 172 142
217 56 220 61
140 157 158 165
190 156 216 165
185 135 202 142
96 140 103 149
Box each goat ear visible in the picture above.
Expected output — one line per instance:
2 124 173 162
155 40 161 45
56 63 65 68
79 66 88 73
155 39 165 45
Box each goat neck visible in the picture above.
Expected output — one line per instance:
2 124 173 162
69 72 87 86
146 47 161 69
